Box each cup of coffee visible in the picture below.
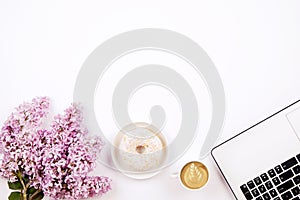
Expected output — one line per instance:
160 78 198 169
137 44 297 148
173 161 209 190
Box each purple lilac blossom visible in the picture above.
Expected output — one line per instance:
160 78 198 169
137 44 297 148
0 97 111 199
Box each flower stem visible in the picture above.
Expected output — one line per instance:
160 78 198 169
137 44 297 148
22 190 27 200
16 171 27 200
29 189 42 200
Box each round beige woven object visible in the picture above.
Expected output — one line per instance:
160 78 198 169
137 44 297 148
112 122 167 179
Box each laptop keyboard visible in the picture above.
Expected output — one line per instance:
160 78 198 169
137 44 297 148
240 153 300 200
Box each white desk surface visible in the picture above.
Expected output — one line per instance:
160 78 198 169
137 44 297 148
1 1 300 199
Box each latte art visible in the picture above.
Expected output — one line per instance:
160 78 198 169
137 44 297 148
180 161 209 190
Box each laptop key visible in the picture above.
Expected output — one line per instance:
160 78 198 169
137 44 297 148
240 184 249 193
293 165 300 174
268 169 276 178
292 197 300 200
291 186 300 196
254 177 262 186
256 197 263 200
258 185 266 193
297 154 300 162
277 180 294 193
275 165 283 174
262 193 271 200
265 181 273 189
260 173 269 182
243 191 253 200
272 177 281 186
279 169 294 182
269 189 278 198
281 191 293 200
247 180 255 189
251 189 260 197
282 157 298 170
293 175 300 184
273 197 280 200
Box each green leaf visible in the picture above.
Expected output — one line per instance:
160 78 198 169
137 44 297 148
27 187 37 195
22 175 30 185
8 192 21 200
8 181 22 190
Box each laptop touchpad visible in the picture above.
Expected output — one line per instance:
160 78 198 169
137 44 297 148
287 106 300 141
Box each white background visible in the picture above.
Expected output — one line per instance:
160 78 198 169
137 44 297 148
1 0 300 200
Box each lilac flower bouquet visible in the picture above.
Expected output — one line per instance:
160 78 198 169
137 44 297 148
0 97 111 200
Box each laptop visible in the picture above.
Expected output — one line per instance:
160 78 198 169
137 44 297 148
212 100 300 200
